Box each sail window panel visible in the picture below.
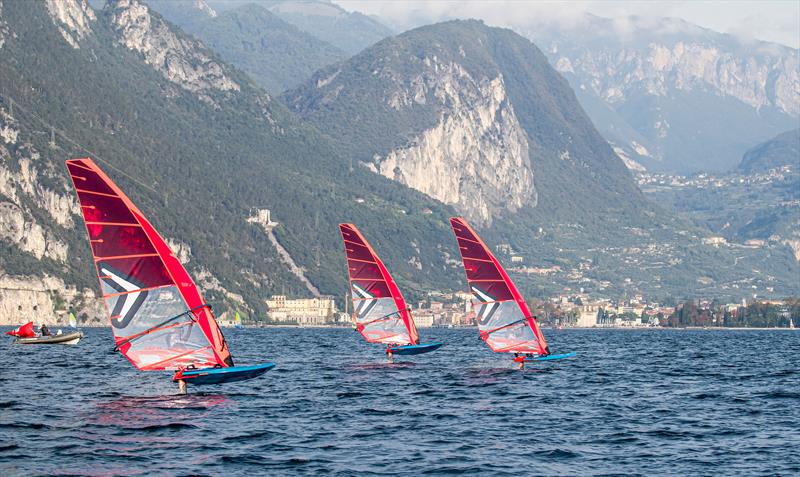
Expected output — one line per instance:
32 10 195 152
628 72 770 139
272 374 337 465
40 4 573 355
129 336 218 370
463 258 504 281
486 323 539 353
347 259 383 280
352 279 391 298
89 223 157 258
355 296 398 323
96 256 174 291
126 321 214 369
105 284 187 335
76 191 138 224
476 301 525 332
67 162 117 195
343 240 375 262
362 316 410 345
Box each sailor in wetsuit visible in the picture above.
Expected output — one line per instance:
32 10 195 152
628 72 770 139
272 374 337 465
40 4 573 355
39 323 51 337
513 352 525 369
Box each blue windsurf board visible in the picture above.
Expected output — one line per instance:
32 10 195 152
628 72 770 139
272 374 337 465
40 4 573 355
388 342 443 355
174 363 275 385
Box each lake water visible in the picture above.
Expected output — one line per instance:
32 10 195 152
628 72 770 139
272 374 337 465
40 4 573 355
1 328 798 476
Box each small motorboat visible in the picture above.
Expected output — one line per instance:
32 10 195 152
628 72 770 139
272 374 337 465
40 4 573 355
14 331 84 345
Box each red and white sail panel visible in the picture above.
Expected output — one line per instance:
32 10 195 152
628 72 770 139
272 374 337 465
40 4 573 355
66 158 233 371
449 217 548 354
339 224 419 346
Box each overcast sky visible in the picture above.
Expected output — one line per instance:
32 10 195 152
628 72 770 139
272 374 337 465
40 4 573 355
337 0 800 48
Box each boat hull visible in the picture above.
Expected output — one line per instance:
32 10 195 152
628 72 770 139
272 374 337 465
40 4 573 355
174 363 275 385
388 342 443 355
523 351 577 362
14 331 83 345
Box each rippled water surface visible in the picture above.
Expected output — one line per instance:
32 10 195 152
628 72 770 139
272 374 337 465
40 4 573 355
1 328 798 476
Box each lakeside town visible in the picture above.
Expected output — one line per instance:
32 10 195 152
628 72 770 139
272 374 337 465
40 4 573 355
220 292 799 329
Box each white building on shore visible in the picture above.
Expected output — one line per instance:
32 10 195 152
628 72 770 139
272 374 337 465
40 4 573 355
265 295 336 325
577 304 600 327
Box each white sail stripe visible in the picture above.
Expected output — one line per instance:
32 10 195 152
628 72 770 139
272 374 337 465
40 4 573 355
352 283 376 317
471 286 493 302
101 267 142 321
481 302 499 320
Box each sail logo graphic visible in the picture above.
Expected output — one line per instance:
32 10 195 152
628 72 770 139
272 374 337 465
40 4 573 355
99 263 148 329
471 285 499 325
352 283 377 318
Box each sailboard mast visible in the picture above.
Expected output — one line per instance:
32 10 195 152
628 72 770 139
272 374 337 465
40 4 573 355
449 217 548 355
338 223 419 346
66 158 233 371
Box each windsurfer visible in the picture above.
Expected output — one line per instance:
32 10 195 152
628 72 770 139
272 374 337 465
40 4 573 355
386 346 394 363
513 353 525 369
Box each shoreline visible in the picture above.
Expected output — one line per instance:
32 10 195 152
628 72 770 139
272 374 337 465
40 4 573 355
2 325 796 331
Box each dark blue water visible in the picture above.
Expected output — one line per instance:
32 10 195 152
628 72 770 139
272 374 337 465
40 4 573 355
1 328 798 476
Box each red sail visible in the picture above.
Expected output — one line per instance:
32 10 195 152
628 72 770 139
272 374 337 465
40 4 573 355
66 158 232 371
449 217 548 354
6 321 35 338
339 224 419 345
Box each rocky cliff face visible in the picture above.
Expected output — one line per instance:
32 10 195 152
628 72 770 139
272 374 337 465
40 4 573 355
45 0 95 49
526 15 800 173
0 1 9 49
0 105 95 325
0 109 75 263
368 59 534 224
107 0 240 100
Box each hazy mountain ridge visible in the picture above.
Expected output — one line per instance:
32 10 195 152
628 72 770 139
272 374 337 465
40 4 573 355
525 14 799 174
207 0 394 55
739 129 800 174
145 0 347 94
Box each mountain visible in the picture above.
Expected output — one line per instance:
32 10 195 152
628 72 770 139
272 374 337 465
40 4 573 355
284 19 643 227
0 0 454 324
147 1 346 93
284 20 800 299
524 14 799 174
206 0 394 55
739 129 800 174
1 2 797 326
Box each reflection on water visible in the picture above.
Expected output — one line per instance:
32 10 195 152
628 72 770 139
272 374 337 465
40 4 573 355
92 394 230 428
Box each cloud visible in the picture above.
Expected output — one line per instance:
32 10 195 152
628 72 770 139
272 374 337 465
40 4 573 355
336 0 800 49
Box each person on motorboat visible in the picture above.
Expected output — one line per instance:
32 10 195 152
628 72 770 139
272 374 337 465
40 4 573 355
39 323 52 337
